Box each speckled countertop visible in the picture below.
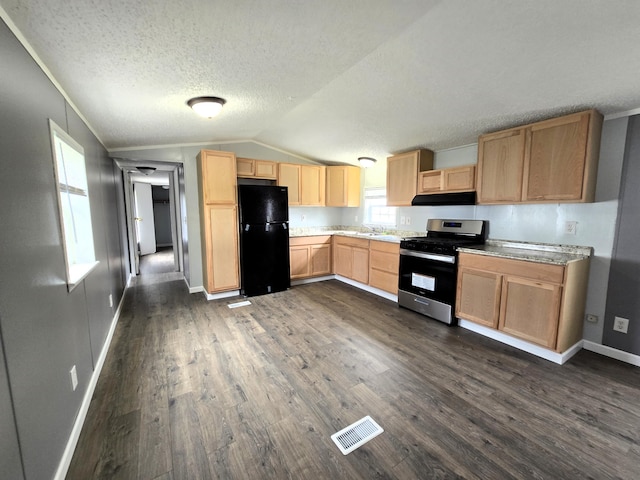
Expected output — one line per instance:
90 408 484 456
289 226 425 244
457 239 593 265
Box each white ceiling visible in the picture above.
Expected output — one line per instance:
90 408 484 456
3 0 640 164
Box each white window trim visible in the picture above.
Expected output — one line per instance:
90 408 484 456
49 119 99 291
363 187 397 227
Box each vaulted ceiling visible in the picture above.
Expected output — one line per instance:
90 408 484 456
2 0 640 164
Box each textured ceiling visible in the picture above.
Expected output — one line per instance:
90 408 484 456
2 0 640 164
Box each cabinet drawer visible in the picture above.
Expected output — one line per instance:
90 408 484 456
458 253 564 284
369 269 398 294
370 250 399 273
370 240 400 254
290 235 331 246
334 235 370 248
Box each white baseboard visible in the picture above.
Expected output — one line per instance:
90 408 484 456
458 319 582 365
582 340 640 367
54 288 127 480
184 277 203 294
203 289 240 301
334 275 398 303
291 275 335 286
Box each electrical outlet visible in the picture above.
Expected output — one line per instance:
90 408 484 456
406 216 411 226
109 294 113 308
70 365 78 391
613 316 629 333
565 221 577 235
301 214 305 222
400 216 406 225
585 314 598 323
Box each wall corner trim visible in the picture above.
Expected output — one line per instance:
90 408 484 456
53 289 128 480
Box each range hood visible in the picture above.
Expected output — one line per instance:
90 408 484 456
411 191 476 206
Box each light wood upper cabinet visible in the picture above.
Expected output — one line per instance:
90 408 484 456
456 252 590 352
237 158 278 179
418 165 476 194
477 109 603 205
387 149 434 206
326 166 361 207
278 163 301 205
523 111 601 202
300 165 326 206
197 149 239 294
477 128 526 204
199 150 237 205
278 163 326 206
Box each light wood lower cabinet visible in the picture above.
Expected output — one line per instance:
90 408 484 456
333 236 369 284
201 205 240 292
289 236 332 280
369 240 400 294
456 252 589 352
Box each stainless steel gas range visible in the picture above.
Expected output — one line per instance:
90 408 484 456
398 219 487 325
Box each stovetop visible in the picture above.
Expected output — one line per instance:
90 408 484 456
400 219 488 255
400 236 483 255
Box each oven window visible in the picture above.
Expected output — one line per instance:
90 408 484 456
399 254 457 303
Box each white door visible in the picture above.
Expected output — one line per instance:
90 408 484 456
134 182 156 256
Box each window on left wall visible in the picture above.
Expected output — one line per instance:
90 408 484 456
49 120 98 290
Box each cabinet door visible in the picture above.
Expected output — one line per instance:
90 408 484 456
290 245 311 279
236 158 255 177
418 170 442 193
300 165 326 206
523 111 590 202
386 152 419 206
334 244 352 277
499 276 562 348
200 150 237 204
326 166 361 207
456 267 502 328
443 165 475 192
477 128 525 204
205 205 239 292
278 163 301 205
255 160 277 179
352 247 369 284
310 244 331 276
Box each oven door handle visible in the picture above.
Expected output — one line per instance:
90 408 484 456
400 249 456 264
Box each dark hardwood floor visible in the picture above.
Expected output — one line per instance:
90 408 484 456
66 277 640 479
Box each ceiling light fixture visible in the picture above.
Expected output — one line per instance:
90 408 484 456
136 166 156 175
358 157 377 168
187 96 226 118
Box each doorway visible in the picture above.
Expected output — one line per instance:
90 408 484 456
118 160 185 280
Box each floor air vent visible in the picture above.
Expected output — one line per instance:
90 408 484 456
331 416 384 455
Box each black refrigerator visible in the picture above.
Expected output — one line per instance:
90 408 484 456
237 185 290 296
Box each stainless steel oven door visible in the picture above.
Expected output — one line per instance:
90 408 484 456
398 249 457 324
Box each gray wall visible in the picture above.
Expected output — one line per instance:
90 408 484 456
603 115 640 354
0 18 127 480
